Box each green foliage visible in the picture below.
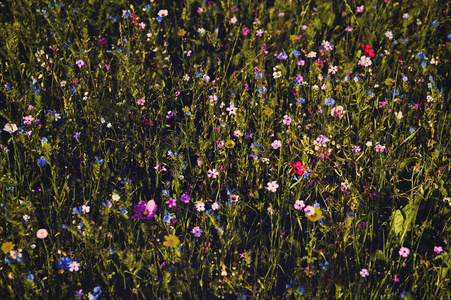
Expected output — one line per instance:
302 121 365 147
0 0 451 299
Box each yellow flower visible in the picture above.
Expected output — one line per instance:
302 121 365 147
163 234 180 248
224 140 236 149
306 207 324 222
263 108 274 116
182 106 190 113
178 28 187 36
384 78 395 86
2 242 15 254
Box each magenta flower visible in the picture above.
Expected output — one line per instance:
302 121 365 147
399 247 410 257
294 200 306 210
433 246 443 254
131 200 157 219
192 226 203 237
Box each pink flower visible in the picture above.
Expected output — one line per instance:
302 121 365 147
283 115 292 126
304 205 316 216
230 16 237 24
433 246 443 254
166 197 177 208
271 140 282 149
256 29 264 36
294 200 305 210
138 98 146 105
131 200 157 219
399 247 410 257
36 229 48 239
23 115 35 125
360 268 369 277
208 169 219 178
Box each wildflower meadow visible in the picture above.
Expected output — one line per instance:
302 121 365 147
1 0 451 298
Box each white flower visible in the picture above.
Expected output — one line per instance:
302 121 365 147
69 261 80 272
82 205 90 214
358 55 372 67
273 71 282 79
395 111 403 119
183 74 190 81
23 214 30 221
307 51 317 58
331 105 346 118
158 10 168 17
195 201 205 212
366 141 373 147
271 140 282 149
267 181 279 192
3 123 18 134
112 193 120 201
426 95 433 102
385 31 393 40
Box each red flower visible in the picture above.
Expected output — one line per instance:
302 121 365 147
132 14 139 24
361 43 375 57
292 161 306 175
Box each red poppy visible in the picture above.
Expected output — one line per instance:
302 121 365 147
361 43 375 58
292 161 306 175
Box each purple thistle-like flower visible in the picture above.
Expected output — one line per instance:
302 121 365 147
131 200 157 219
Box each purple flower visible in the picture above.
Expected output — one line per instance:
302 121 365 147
131 200 157 219
180 192 191 203
75 289 84 298
192 226 203 237
74 132 81 139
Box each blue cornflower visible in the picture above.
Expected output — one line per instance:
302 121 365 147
297 287 305 294
70 87 76 94
8 187 14 191
156 16 163 22
417 52 425 59
367 90 374 98
58 256 73 270
292 49 300 57
255 72 262 79
409 126 416 133
325 97 335 105
432 21 439 27
297 98 306 104
144 4 151 11
421 61 427 68
37 157 48 166
391 89 399 96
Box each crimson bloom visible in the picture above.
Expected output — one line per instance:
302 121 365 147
292 161 306 175
361 43 375 57
131 200 157 219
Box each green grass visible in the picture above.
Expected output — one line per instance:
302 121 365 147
0 0 450 299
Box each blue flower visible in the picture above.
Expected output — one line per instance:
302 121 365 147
416 52 425 59
432 21 439 27
297 98 306 104
91 286 102 299
421 61 427 68
70 87 76 94
448 34 451 40
409 126 416 133
37 157 48 166
257 87 267 94
325 97 335 105
390 89 399 96
58 256 73 270
292 49 300 57
156 16 163 22
144 4 151 11
297 287 305 294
